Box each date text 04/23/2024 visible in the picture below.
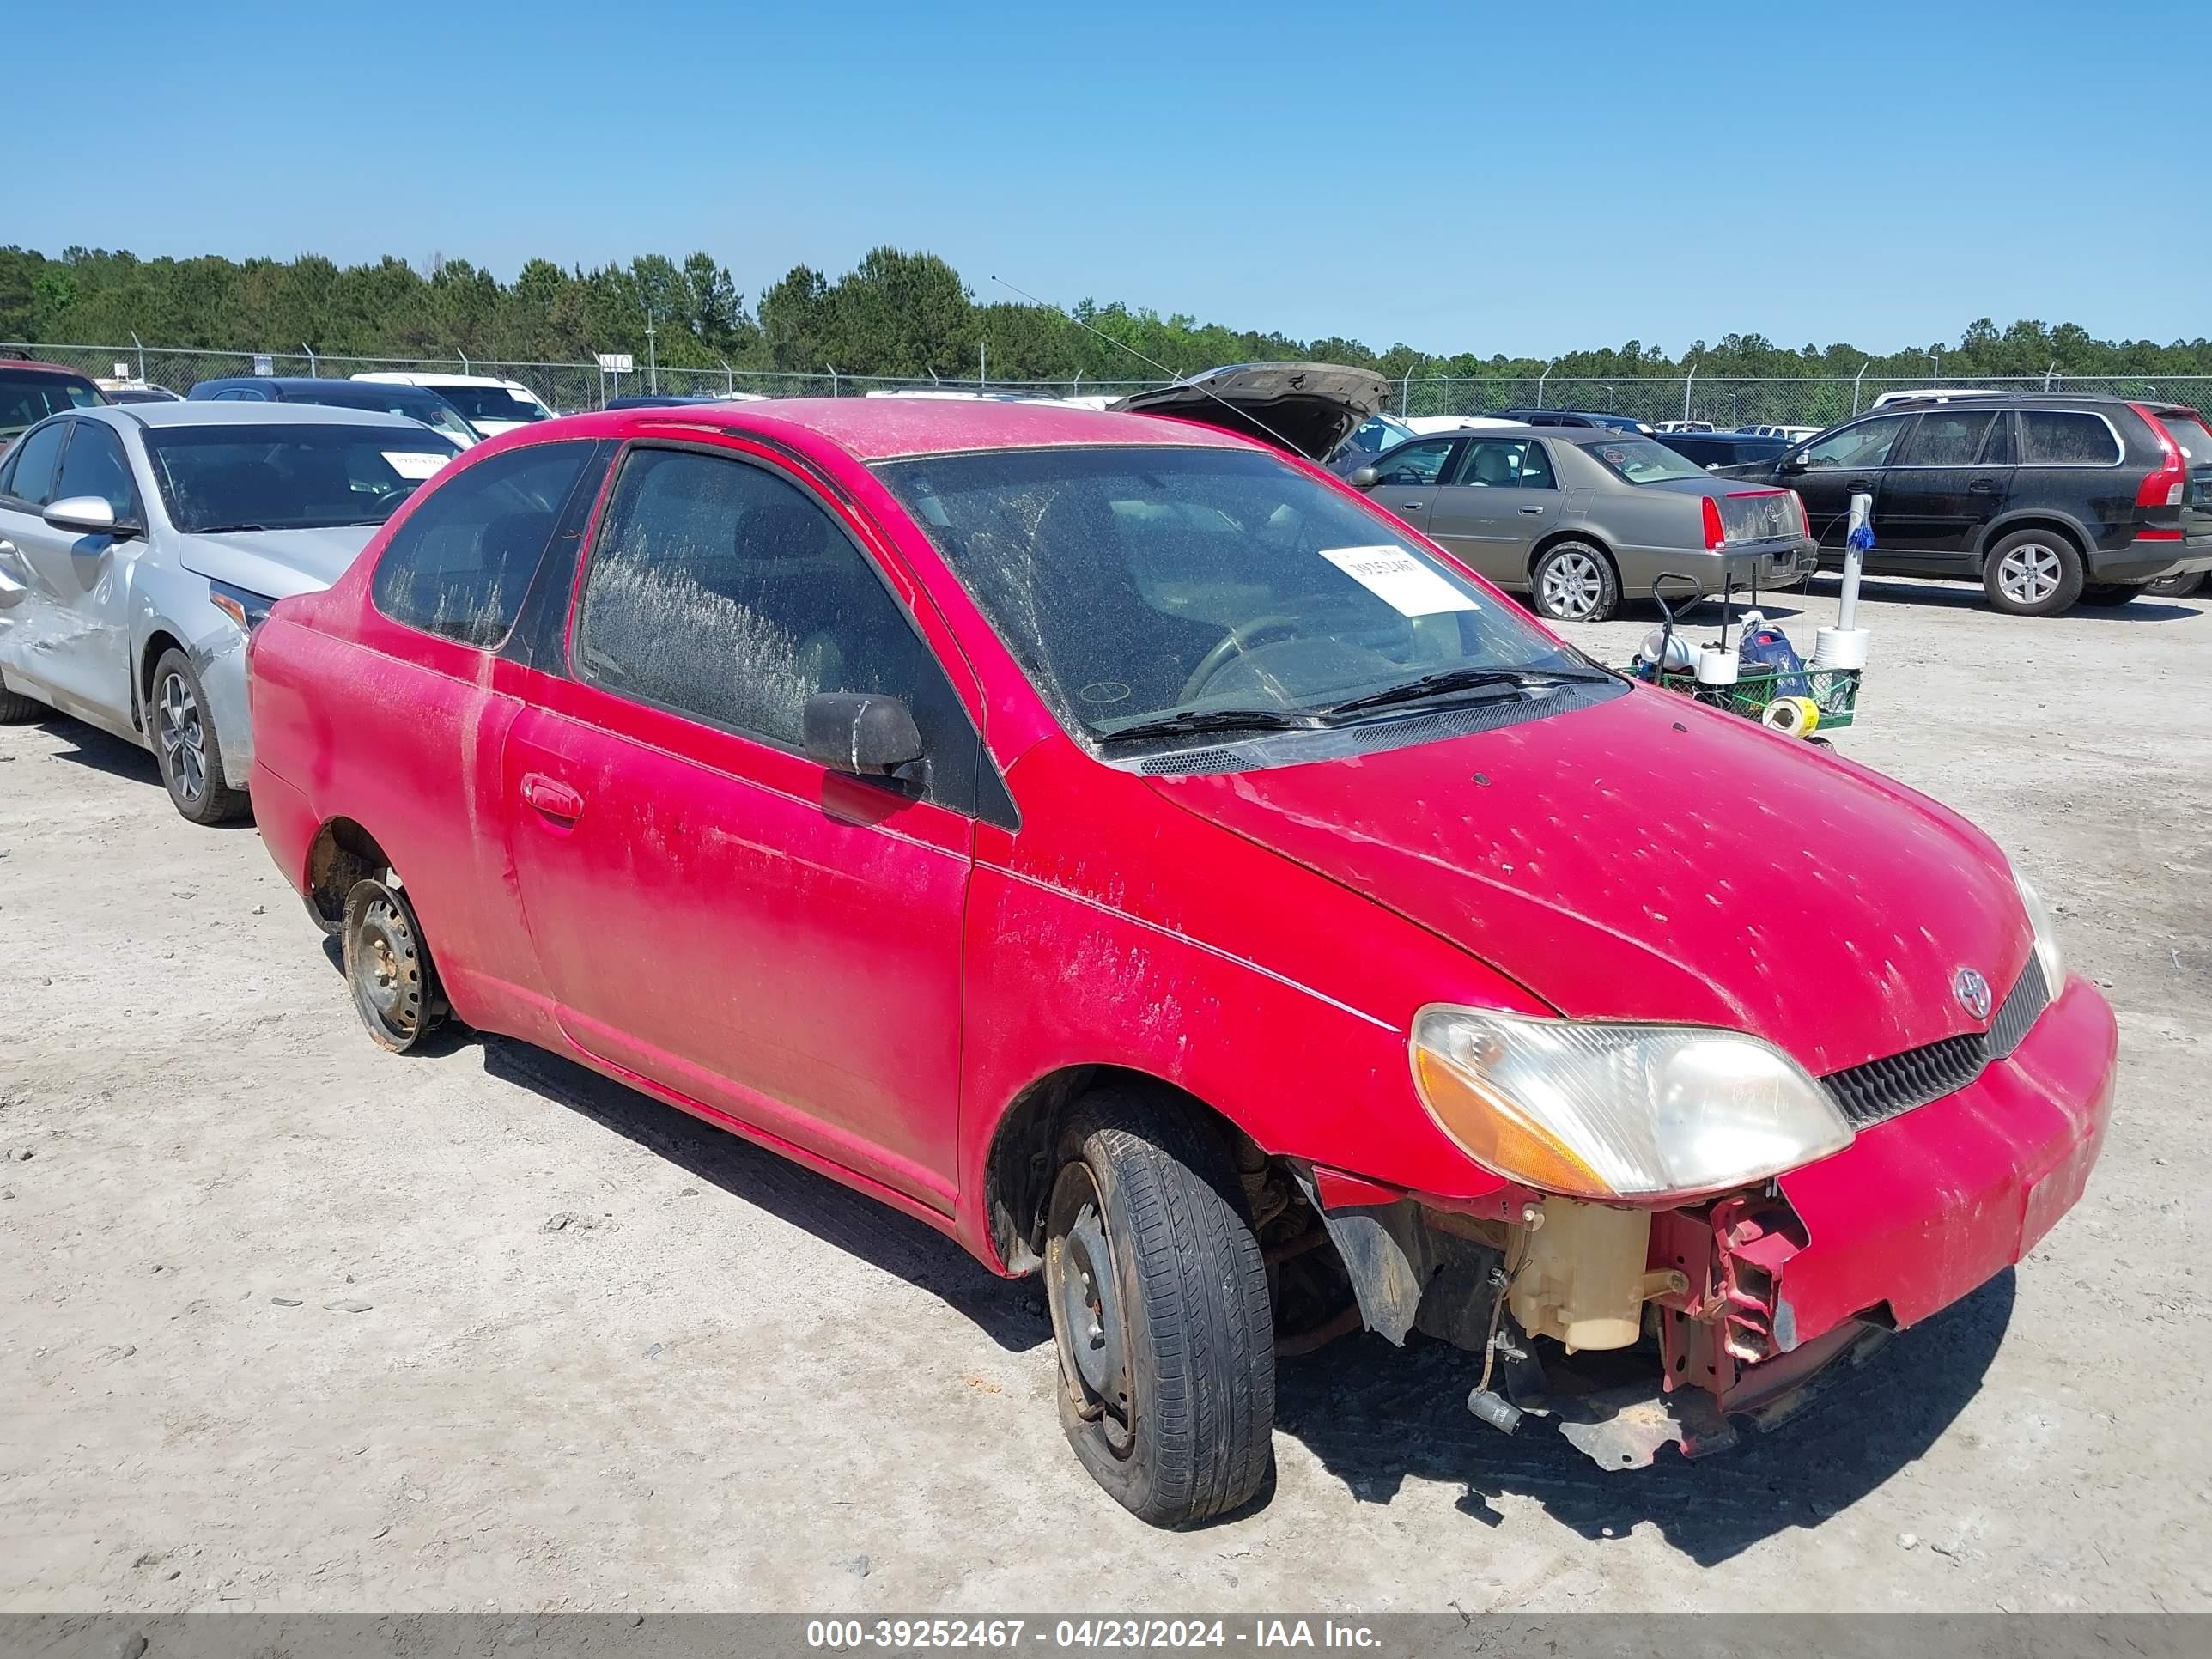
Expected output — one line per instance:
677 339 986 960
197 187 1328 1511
805 1620 1382 1650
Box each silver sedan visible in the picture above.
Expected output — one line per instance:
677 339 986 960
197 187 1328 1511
1350 424 1817 622
0 401 458 823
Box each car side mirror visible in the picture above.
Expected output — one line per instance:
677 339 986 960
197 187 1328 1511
1348 465 1381 489
45 495 136 538
1777 456 1808 476
803 691 925 781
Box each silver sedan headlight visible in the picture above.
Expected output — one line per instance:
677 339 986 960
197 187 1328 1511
1410 1006 1854 1201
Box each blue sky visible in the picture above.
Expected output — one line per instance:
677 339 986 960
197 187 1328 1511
17 1 2208 356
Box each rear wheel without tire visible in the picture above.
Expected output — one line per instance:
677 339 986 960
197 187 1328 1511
2076 583 2149 606
1982 531 2084 617
1044 1089 1273 1527
2146 569 2204 599
149 648 248 823
1530 540 1621 622
341 878 445 1053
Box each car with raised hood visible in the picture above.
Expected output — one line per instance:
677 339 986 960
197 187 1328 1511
247 395 2115 1526
189 375 483 452
1717 394 2212 615
349 372 556 434
1348 422 1816 621
0 401 459 823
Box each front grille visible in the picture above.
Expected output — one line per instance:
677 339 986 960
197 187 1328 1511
1820 957 2052 1130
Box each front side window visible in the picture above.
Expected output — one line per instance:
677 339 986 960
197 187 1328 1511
2 418 71 507
1582 437 1709 484
144 424 459 534
1457 440 1555 489
877 445 1591 743
1796 415 1912 471
1372 438 1456 485
1893 410 1999 466
2020 411 2121 465
373 440 595 646
55 421 138 520
575 447 959 755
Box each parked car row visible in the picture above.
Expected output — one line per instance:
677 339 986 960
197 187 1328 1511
0 371 2130 1528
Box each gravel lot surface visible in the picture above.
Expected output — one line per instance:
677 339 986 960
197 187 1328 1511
3 574 2206 1615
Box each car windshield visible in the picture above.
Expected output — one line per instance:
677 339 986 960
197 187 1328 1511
433 386 548 423
144 425 458 532
876 445 1594 743
1 368 103 439
1582 437 1710 484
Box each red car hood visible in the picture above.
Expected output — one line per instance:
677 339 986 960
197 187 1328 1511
1151 687 2033 1075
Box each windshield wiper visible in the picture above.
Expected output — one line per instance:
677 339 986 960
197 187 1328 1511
1318 664 1613 720
1100 707 1322 744
193 522 274 534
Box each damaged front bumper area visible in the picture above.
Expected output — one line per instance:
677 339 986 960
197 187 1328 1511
1303 975 2118 1469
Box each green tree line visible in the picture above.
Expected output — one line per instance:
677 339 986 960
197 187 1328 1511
5 242 2209 384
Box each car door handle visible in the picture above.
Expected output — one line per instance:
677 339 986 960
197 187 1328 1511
520 773 584 822
1966 478 1998 493
1397 499 1424 510
1519 505 1545 514
1845 478 1874 491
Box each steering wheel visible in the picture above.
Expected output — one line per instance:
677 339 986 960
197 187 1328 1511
1178 615 1304 704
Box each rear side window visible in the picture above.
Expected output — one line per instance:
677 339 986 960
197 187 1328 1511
373 440 597 646
55 421 138 519
2020 411 2121 465
574 446 965 761
1 419 71 507
1893 410 1999 466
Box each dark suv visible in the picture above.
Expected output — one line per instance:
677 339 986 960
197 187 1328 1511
1721 394 2212 615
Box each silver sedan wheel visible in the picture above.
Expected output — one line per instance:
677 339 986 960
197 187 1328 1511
1539 550 1607 619
155 669 207 805
1996 542 2063 607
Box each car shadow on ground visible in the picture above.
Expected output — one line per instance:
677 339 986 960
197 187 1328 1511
469 1030 1054 1355
1798 574 2203 623
32 714 257 825
1273 1267 2014 1565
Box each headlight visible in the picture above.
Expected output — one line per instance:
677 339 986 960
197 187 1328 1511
1410 1006 1854 1201
210 580 275 636
2014 872 2064 994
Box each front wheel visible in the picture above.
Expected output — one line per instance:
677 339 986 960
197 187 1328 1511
1982 531 2084 617
149 648 248 823
1044 1090 1273 1527
1529 540 1621 622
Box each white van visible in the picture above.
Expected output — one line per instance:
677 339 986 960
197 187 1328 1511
350 373 555 435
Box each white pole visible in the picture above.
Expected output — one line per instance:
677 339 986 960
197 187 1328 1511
1682 362 1695 423
1840 491 1872 632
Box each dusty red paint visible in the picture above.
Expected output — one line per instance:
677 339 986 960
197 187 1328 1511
248 398 2117 1406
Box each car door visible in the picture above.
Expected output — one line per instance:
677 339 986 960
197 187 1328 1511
1358 436 1461 535
501 439 984 1212
1874 408 2014 567
0 417 145 733
0 418 74 685
1423 437 1561 582
1783 413 1917 551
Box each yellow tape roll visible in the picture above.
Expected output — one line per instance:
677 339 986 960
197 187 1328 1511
1761 695 1822 738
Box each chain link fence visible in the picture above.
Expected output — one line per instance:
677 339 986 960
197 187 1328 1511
16 341 2211 428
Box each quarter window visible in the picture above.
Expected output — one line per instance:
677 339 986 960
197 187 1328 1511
54 421 138 520
575 446 965 761
2019 411 2121 465
1796 416 1911 471
1372 439 1456 486
372 440 596 646
1 419 70 507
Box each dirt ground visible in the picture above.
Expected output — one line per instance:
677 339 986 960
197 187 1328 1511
2 574 2207 1616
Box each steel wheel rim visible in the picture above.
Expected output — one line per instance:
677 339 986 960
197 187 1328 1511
1999 544 2061 605
155 670 205 803
352 894 423 1044
1046 1163 1133 1453
1541 551 1603 618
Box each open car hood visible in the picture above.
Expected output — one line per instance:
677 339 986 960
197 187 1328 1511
1112 362 1390 462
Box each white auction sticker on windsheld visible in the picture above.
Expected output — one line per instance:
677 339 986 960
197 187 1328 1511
1320 545 1481 616
383 451 450 480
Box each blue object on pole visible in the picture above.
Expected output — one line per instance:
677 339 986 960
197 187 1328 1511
1847 521 1875 552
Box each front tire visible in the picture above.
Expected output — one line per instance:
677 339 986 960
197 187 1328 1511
1044 1090 1273 1527
0 684 42 723
149 648 248 823
1982 531 2084 617
1529 540 1621 622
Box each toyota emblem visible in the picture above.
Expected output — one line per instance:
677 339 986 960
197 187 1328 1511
1954 968 1993 1021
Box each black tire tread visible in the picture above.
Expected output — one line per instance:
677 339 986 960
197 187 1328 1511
1058 1088 1273 1526
0 685 42 723
149 647 249 825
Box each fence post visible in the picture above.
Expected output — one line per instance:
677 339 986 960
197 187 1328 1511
131 332 146 382
1851 363 1866 415
2045 362 2057 392
302 345 318 378
1537 364 1551 408
720 360 732 395
828 367 840 398
1682 362 1696 423
1400 371 1411 416
458 351 471 375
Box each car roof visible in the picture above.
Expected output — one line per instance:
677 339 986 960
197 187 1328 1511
101 400 447 431
545 396 1261 461
354 372 529 389
0 357 99 379
198 376 443 398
